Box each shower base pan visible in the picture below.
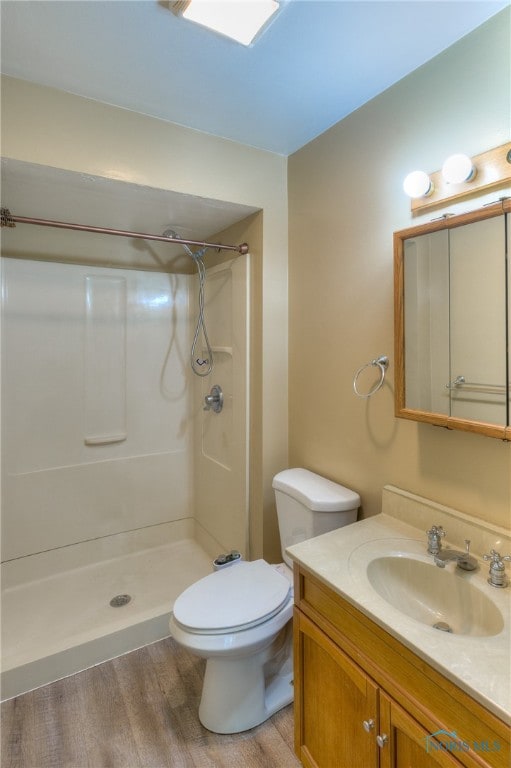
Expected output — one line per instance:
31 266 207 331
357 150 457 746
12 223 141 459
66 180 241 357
1 520 213 700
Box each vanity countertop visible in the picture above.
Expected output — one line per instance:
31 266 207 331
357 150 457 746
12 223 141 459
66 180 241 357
287 509 511 725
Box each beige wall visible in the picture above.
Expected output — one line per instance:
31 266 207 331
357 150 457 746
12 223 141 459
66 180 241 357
288 9 511 529
1 76 288 561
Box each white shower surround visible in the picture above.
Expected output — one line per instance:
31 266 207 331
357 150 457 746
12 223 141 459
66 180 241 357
1 253 249 699
2 259 194 558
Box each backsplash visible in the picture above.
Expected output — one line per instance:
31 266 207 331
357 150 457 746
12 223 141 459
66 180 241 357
383 485 511 561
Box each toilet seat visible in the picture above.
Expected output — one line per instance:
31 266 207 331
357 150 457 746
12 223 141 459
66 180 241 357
172 559 291 635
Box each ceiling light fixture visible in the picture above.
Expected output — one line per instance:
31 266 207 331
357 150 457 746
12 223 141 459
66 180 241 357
171 0 280 46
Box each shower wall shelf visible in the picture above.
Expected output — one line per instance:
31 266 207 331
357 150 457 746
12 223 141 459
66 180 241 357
209 346 233 355
84 434 127 446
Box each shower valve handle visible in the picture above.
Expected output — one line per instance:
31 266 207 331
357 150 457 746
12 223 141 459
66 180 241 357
204 385 223 414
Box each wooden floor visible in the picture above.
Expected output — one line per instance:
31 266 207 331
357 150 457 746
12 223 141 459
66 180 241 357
1 637 301 768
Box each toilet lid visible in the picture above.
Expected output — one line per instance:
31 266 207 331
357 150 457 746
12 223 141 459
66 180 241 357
172 560 291 634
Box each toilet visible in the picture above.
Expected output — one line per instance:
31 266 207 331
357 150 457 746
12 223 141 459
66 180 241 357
169 468 360 734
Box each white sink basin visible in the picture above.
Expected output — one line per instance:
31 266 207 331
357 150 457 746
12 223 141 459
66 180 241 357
367 555 504 637
348 538 506 638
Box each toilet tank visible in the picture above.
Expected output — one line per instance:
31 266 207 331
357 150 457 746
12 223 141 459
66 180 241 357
272 468 360 568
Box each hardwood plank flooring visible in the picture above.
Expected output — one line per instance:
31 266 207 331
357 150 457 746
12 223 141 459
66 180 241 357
1 637 300 768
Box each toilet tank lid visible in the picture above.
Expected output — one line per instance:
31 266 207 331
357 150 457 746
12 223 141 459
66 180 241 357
272 468 360 512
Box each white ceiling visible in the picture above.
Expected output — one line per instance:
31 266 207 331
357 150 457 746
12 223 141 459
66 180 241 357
1 0 508 156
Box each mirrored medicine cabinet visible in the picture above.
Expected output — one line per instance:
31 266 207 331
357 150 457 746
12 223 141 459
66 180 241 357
394 199 511 440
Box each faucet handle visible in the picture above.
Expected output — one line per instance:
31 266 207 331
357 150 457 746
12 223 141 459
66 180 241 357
483 549 511 564
426 525 445 555
483 550 511 588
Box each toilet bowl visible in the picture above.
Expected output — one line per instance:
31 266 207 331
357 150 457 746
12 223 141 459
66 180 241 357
169 560 294 734
169 468 360 733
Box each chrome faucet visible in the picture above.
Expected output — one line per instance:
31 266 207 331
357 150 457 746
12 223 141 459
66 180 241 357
434 539 478 572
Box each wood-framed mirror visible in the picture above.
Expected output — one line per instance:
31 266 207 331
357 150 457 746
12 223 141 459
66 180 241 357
394 198 511 440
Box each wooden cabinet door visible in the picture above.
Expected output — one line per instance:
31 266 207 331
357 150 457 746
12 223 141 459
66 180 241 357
378 692 464 768
294 610 379 768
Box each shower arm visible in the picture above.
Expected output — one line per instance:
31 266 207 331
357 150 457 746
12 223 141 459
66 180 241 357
0 209 249 255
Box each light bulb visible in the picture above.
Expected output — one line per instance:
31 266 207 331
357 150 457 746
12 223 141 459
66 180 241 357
403 171 433 199
441 154 476 184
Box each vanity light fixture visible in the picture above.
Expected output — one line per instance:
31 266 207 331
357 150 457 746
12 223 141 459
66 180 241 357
403 170 433 199
405 141 511 214
170 0 280 46
441 153 476 184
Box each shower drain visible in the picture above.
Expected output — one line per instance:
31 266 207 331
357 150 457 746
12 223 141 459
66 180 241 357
110 594 132 608
433 621 452 633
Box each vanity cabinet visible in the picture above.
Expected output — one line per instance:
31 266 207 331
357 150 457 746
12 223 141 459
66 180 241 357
293 565 509 768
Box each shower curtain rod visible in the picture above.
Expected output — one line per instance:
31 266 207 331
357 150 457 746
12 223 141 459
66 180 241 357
0 209 249 255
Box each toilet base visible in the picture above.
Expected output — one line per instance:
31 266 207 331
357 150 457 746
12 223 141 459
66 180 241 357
198 624 293 734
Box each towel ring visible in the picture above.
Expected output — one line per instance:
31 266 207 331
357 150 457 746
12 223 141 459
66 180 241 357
353 355 389 398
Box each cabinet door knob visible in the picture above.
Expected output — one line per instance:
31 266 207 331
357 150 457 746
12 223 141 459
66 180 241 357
376 734 388 748
362 719 375 733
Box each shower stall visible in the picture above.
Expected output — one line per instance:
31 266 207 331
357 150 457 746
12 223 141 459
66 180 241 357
0 161 253 699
